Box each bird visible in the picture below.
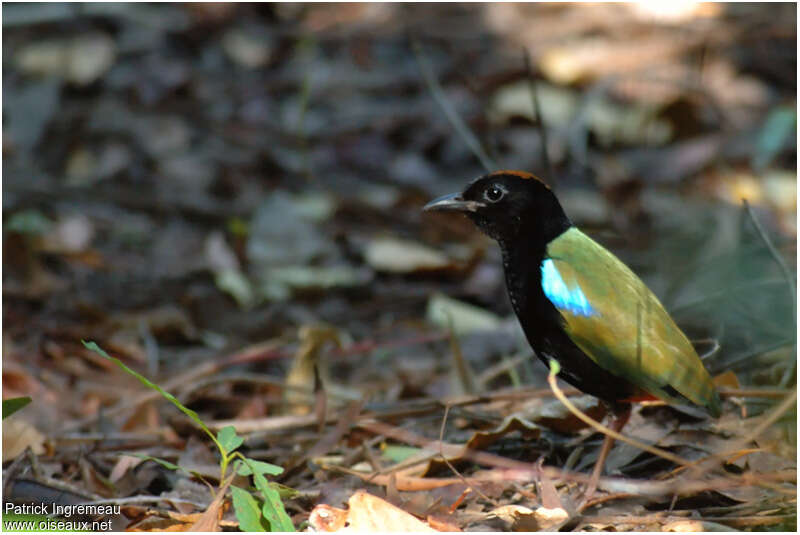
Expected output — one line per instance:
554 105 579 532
424 170 721 497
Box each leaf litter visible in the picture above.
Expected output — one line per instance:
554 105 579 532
2 3 796 532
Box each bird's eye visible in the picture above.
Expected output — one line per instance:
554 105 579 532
485 185 505 202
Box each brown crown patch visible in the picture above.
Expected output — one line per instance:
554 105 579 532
489 170 550 188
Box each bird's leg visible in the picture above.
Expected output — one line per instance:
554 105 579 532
584 404 632 500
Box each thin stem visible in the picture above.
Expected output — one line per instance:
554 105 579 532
742 200 796 325
438 405 496 505
742 200 796 387
412 38 496 173
524 48 555 184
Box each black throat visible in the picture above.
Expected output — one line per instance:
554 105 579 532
496 205 571 322
499 228 560 328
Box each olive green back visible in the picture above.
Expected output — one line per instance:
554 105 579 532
547 228 721 415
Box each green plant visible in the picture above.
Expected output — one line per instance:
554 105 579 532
83 341 294 531
3 396 32 419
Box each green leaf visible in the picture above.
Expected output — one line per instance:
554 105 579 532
132 454 185 474
5 210 51 235
82 341 220 451
251 469 294 531
258 480 294 532
236 459 284 477
3 397 31 419
272 482 300 500
754 107 796 171
231 486 269 532
381 444 423 463
217 426 244 456
549 359 561 376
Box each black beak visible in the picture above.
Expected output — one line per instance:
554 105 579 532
423 193 484 213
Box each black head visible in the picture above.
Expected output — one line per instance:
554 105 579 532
424 171 572 246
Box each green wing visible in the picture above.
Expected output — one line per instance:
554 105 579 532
546 228 720 415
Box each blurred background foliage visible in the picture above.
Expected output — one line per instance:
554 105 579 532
2 2 796 425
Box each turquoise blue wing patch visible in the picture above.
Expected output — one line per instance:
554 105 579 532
541 259 595 317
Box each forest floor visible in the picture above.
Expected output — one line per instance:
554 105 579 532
2 3 797 532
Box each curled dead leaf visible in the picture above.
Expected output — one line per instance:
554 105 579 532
309 504 349 532
488 504 570 532
426 514 462 532
2 417 46 462
309 490 436 532
663 519 737 532
284 325 341 415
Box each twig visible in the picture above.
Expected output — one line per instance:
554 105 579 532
208 413 328 434
742 200 796 316
546 360 691 468
331 331 448 358
742 199 796 387
524 48 555 183
693 337 720 361
438 404 496 505
446 318 477 395
412 38 496 172
476 353 530 386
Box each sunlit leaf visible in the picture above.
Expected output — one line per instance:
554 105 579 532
217 426 243 455
236 459 284 477
232 485 269 532
252 470 294 532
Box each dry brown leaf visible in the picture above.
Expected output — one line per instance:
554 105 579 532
426 514 462 532
178 436 221 481
189 477 232 532
2 417 46 461
538 36 692 85
109 454 144 483
487 505 536 529
309 490 437 532
713 370 741 389
309 504 349 532
346 491 437 532
284 325 341 415
79 456 115 497
421 416 540 477
536 464 564 511
488 504 570 532
121 401 161 432
663 519 736 532
167 510 238 528
2 364 53 402
464 415 541 451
